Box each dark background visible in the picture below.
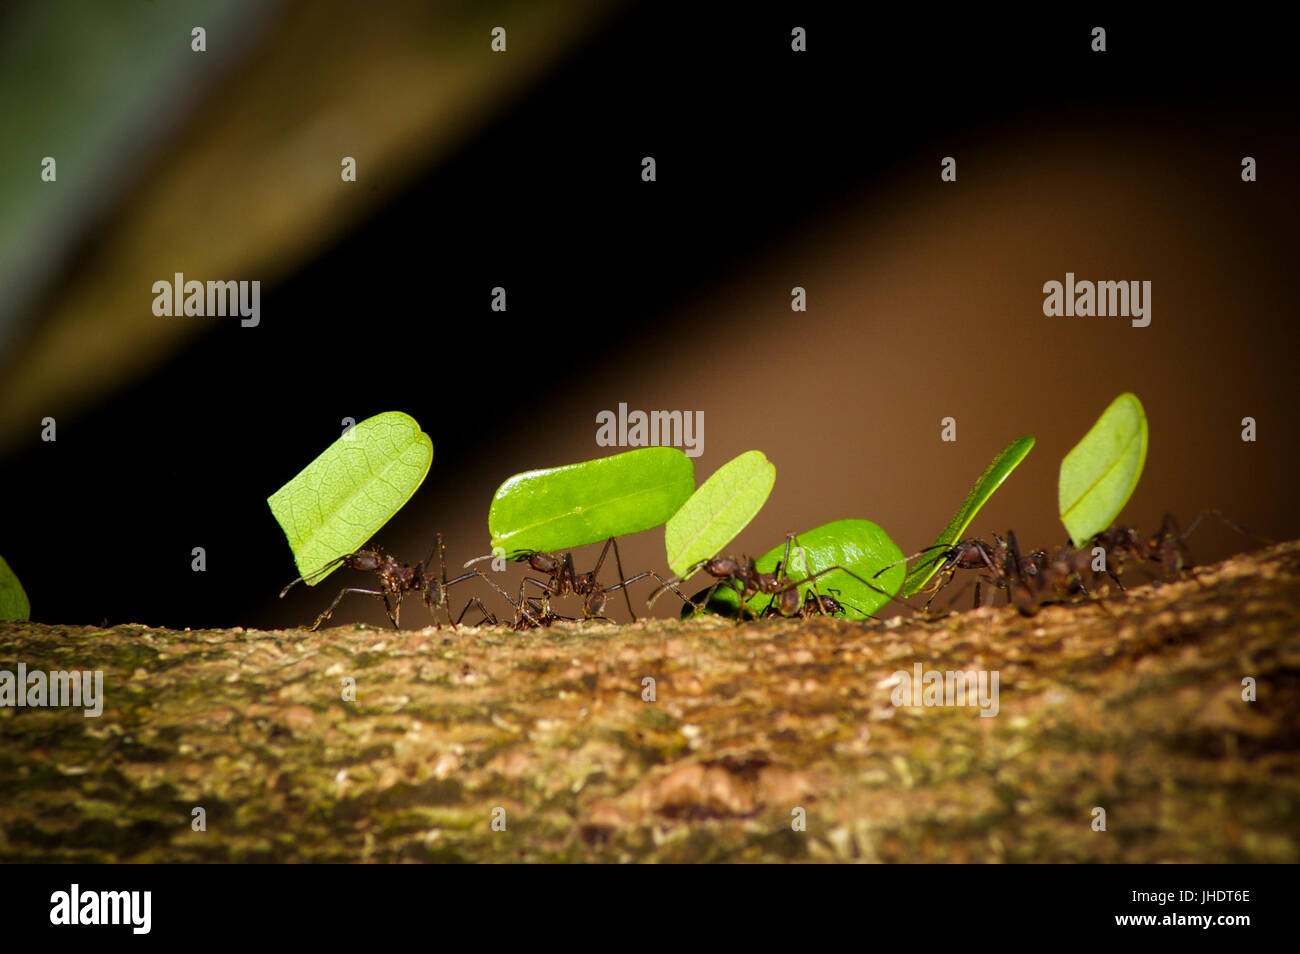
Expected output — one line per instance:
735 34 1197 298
1 4 1296 629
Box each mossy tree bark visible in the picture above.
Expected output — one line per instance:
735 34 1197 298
2 543 1298 862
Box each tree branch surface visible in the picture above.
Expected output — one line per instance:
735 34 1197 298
2 543 1298 862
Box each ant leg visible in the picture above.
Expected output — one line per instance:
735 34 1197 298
1183 509 1273 545
311 587 391 631
421 532 445 578
922 568 957 614
475 572 542 628
723 581 753 624
455 597 497 627
647 569 704 612
609 538 637 622
588 537 638 621
439 568 498 630
435 533 456 629
973 579 981 609
798 564 918 614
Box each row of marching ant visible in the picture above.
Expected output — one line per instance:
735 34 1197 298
278 511 1267 631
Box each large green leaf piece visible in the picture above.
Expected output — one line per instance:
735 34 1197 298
268 411 433 585
664 450 776 577
488 448 694 555
1059 393 1148 546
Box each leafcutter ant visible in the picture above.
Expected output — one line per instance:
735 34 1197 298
876 534 1047 613
648 533 904 621
467 537 655 623
1087 510 1270 586
279 533 494 631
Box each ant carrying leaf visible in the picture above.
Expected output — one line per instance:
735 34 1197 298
467 536 657 624
902 435 1035 598
280 533 494 631
1059 392 1147 547
268 411 434 588
651 521 912 622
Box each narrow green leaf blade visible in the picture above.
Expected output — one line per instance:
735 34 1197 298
488 448 695 554
268 411 433 585
1059 392 1148 546
665 450 776 577
902 435 1036 597
0 554 30 621
695 519 905 620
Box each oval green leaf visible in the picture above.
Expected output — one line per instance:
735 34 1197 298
692 519 905 620
664 450 776 577
902 435 1036 597
488 447 695 555
1059 392 1148 546
0 554 30 621
268 411 433 585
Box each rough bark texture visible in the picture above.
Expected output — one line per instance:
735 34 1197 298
2 543 1298 863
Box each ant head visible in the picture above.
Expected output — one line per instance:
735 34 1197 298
349 550 382 573
814 592 844 614
528 551 560 574
705 555 740 578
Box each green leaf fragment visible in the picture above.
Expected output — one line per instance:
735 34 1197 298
268 411 433 585
1059 392 1148 547
488 447 695 555
0 554 30 621
664 450 776 577
902 435 1036 597
692 519 905 620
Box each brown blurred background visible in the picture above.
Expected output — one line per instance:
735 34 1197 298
1 3 1296 629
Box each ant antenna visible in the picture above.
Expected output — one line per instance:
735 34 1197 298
1181 509 1273 546
872 542 952 582
279 553 352 599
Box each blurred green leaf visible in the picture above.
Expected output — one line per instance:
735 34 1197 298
0 554 30 621
268 411 432 584
903 435 1035 597
664 450 775 577
1059 393 1148 546
488 448 694 555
